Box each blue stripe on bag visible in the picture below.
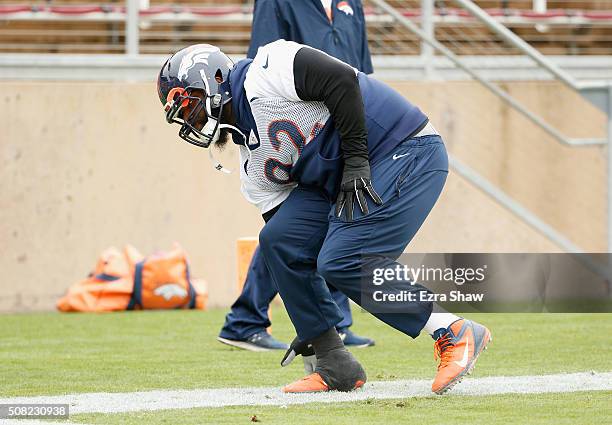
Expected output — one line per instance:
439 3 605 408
186 263 196 309
95 273 121 282
126 260 145 310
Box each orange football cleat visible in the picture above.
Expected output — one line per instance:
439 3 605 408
283 373 329 393
282 372 366 393
431 319 491 394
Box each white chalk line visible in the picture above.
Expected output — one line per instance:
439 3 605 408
0 371 610 423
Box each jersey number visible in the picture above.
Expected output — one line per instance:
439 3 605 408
264 120 324 184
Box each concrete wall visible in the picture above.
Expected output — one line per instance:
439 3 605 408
0 80 605 312
387 80 606 252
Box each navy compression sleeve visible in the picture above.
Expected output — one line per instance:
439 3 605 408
293 47 369 167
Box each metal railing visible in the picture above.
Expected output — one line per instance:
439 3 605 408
373 0 611 253
451 0 612 251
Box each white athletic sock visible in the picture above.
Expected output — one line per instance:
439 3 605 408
423 310 461 337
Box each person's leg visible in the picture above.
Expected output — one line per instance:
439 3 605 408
330 285 376 347
329 285 352 330
318 135 491 394
218 246 287 350
258 187 342 340
258 186 365 392
318 136 449 336
219 246 275 340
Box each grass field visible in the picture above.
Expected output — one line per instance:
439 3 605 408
0 308 610 423
72 392 611 425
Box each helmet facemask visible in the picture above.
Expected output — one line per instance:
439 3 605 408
158 44 246 173
164 87 224 149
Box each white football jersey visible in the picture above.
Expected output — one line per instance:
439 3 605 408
238 40 332 213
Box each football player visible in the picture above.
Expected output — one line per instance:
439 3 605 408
157 41 492 394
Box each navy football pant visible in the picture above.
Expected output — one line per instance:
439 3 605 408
219 246 352 341
259 135 448 341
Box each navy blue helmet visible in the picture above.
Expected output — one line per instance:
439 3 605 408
157 44 234 148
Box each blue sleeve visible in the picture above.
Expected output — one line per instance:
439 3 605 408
247 0 288 59
356 1 373 74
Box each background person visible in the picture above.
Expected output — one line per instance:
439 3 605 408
218 0 374 351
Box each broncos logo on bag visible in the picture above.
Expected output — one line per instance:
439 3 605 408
154 283 189 301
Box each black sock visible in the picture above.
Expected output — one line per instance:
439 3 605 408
311 327 345 359
311 327 367 391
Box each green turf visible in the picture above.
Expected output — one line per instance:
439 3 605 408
70 391 611 425
0 309 610 397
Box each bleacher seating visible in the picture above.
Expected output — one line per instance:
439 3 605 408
0 0 610 55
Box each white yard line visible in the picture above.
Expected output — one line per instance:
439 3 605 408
0 372 610 419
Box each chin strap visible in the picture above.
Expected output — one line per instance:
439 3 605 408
208 148 232 174
206 123 246 175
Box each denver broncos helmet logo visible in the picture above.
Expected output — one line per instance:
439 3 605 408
337 1 354 16
177 45 220 81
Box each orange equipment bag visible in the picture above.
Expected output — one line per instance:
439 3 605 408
126 245 205 310
57 244 207 312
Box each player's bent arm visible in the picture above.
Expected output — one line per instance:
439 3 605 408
292 47 382 220
292 47 369 169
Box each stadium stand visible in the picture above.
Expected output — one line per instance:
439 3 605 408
0 0 610 55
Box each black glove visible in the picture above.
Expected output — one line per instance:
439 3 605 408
335 160 383 221
281 336 314 366
281 336 317 373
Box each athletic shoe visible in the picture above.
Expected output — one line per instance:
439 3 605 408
283 347 367 393
282 373 329 393
431 319 492 394
338 328 375 347
282 372 366 393
217 331 288 352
